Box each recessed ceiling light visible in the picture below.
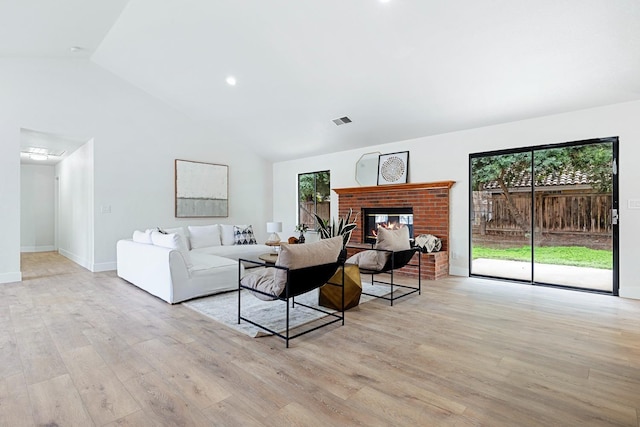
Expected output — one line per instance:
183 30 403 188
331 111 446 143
69 46 83 53
226 76 237 86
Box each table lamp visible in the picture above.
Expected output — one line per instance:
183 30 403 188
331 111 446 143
266 221 282 244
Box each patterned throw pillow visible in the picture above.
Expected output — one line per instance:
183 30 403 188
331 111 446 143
233 225 257 245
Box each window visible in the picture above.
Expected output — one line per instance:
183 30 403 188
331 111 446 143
298 170 330 229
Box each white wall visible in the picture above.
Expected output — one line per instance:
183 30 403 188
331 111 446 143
55 141 94 269
20 164 55 252
0 125 21 283
0 58 272 279
273 100 640 300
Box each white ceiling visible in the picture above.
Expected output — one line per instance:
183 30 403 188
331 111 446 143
4 0 640 161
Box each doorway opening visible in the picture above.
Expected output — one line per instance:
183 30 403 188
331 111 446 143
469 137 618 295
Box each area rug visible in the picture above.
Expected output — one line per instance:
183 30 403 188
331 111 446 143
182 282 391 338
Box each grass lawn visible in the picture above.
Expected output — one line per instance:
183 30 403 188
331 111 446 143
472 245 612 270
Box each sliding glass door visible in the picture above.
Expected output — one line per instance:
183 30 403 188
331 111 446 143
470 138 618 294
470 151 533 282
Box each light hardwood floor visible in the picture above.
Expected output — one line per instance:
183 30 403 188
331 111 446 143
2 251 640 426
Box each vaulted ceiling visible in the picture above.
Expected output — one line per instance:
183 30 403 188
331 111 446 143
3 0 640 161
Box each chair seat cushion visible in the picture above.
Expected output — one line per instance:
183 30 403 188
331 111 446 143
241 269 279 301
346 250 385 271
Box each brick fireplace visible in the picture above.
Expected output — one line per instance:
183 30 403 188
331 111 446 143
334 181 454 280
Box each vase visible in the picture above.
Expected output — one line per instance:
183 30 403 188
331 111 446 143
298 232 305 243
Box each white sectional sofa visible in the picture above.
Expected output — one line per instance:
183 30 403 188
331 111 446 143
116 224 273 304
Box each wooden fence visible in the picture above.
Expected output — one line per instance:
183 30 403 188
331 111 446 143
299 201 330 228
473 192 612 235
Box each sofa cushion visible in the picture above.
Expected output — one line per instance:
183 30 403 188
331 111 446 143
188 224 221 249
151 231 193 268
241 236 343 300
189 252 237 272
191 243 271 263
132 229 153 244
234 225 257 245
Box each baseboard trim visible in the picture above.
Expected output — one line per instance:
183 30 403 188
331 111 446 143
92 261 116 272
0 271 22 284
58 249 91 271
449 266 469 277
21 245 56 253
619 287 640 300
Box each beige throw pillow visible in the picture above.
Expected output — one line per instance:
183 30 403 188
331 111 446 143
375 226 411 251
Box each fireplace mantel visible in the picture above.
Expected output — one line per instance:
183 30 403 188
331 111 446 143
333 180 455 195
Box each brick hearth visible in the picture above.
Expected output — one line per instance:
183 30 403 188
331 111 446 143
334 181 454 280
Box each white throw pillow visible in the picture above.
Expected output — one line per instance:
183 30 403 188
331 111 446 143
151 231 193 268
188 225 221 249
132 229 153 244
164 226 191 250
220 224 239 246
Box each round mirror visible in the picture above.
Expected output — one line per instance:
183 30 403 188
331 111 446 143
355 152 381 186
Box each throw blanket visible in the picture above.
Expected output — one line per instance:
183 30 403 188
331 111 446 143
414 234 441 253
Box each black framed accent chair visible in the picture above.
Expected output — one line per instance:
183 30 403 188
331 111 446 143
347 227 421 306
238 236 345 347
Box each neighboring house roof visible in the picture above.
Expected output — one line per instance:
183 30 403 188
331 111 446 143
482 170 592 191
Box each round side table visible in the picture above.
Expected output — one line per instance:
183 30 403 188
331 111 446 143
258 253 279 265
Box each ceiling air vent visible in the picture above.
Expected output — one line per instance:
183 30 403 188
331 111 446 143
332 116 352 126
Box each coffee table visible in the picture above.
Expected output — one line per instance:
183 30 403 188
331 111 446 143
258 253 279 265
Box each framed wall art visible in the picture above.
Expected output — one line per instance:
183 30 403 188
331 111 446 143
377 151 409 185
175 159 228 217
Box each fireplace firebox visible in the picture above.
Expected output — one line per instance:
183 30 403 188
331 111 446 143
362 207 414 244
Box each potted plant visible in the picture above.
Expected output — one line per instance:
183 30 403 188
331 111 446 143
313 208 360 253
